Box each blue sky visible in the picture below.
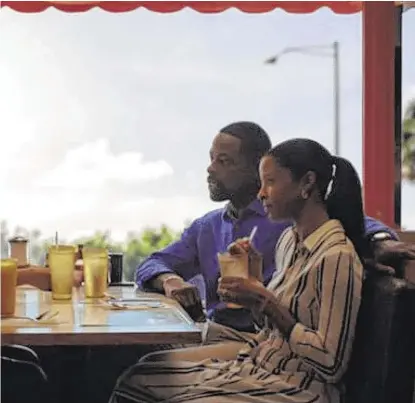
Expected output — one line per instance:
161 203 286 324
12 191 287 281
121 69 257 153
0 6 414 241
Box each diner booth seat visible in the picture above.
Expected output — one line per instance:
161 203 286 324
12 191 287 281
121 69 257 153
345 272 415 403
1 345 52 403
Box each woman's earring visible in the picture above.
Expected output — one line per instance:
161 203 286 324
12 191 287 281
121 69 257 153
301 189 309 200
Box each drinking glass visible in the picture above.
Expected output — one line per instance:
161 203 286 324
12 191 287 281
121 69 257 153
49 245 76 300
217 252 249 308
83 248 108 298
1 258 18 317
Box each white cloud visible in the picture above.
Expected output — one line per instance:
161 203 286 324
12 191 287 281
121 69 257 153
35 139 173 190
1 134 175 237
64 195 221 242
403 85 415 110
8 194 220 243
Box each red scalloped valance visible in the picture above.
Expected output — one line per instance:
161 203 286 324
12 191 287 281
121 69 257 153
0 1 363 14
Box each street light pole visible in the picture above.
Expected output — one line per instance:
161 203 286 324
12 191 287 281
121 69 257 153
265 41 341 155
333 41 340 156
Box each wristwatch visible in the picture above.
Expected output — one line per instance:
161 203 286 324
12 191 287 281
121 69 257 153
370 231 393 243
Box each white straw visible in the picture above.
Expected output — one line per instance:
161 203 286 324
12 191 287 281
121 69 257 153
249 226 258 243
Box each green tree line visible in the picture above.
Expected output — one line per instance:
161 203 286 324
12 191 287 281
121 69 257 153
0 220 181 281
403 98 415 181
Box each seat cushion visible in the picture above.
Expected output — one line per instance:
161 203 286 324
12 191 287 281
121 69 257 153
345 273 415 403
1 344 40 364
1 356 51 403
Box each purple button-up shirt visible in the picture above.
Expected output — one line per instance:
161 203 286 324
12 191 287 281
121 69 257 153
136 200 396 329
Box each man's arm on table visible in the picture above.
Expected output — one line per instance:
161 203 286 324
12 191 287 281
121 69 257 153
136 219 202 292
363 216 398 240
17 266 51 290
17 266 83 290
363 216 415 274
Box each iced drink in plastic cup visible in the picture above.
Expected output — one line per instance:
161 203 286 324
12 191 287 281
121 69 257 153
49 245 76 300
83 248 108 298
217 252 249 308
1 258 18 317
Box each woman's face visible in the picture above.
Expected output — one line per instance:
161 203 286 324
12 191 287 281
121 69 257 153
258 156 302 221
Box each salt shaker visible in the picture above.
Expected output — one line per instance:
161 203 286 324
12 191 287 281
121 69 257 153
9 236 29 268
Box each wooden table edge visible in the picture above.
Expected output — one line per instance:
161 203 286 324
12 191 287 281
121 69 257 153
1 330 202 346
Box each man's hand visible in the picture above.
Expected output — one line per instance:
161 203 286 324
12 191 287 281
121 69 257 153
363 258 395 275
162 276 206 322
368 239 415 275
374 240 415 262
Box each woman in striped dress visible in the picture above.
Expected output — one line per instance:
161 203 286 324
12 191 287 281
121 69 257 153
109 138 366 403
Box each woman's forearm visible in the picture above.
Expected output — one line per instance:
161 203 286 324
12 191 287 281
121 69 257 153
261 296 297 338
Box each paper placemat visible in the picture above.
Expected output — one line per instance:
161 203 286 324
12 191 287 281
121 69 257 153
80 306 187 328
1 317 66 327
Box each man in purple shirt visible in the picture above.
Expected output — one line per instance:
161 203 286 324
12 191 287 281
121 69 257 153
136 121 410 333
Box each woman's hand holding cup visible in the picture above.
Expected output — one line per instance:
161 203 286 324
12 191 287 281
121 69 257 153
226 237 263 283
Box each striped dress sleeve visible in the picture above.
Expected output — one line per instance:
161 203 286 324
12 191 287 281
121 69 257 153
288 249 363 383
252 228 294 329
274 227 295 277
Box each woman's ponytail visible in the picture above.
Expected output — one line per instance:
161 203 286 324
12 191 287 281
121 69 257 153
326 156 369 259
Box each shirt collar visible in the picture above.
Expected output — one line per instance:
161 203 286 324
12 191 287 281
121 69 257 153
222 199 266 221
294 219 345 252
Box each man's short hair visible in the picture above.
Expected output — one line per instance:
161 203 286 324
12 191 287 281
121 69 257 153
220 121 272 167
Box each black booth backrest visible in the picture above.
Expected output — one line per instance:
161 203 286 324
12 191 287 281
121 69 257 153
345 273 415 403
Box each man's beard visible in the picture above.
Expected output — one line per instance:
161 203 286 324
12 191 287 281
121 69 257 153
208 180 230 202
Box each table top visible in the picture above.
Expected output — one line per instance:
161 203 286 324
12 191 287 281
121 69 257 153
1 285 202 346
